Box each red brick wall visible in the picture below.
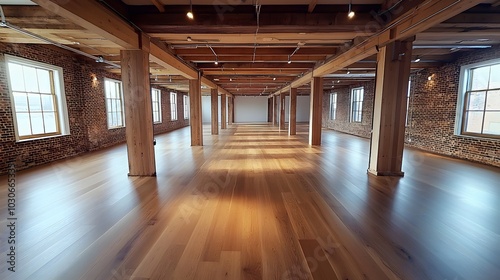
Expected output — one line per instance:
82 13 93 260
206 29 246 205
405 47 500 167
322 47 500 167
152 89 190 134
322 81 375 139
0 43 189 174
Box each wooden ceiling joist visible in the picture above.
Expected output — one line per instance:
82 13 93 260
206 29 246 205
272 0 486 95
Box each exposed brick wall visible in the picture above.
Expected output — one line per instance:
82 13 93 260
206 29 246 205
321 47 500 167
0 43 189 174
322 81 375 139
405 47 500 167
153 89 189 135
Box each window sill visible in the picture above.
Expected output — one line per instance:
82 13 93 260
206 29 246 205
454 133 500 141
16 133 67 143
108 126 125 130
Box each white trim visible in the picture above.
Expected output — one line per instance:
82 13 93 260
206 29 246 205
104 78 125 129
455 58 500 137
5 54 70 141
151 88 162 124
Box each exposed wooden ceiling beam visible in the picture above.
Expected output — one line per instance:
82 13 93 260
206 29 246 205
150 0 165 13
197 62 316 69
173 47 338 56
184 55 328 63
308 0 318 13
273 0 485 95
32 0 138 49
132 12 375 34
31 0 202 81
203 70 305 76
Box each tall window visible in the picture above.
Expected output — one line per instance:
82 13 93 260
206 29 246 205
458 60 500 137
104 79 124 129
350 87 364 123
151 88 162 123
329 93 337 120
406 80 411 126
170 92 177 120
6 55 69 140
184 95 189 119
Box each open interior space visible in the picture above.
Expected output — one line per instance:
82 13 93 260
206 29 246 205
1 124 500 279
0 0 499 279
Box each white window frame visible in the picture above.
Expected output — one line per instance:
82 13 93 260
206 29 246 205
455 58 500 138
329 92 337 120
406 80 411 126
5 55 70 141
104 78 125 129
350 87 364 123
151 88 162 124
170 92 178 121
183 95 189 119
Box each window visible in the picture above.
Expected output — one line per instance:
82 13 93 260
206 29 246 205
6 55 69 141
350 87 364 123
406 80 411 126
457 60 500 137
104 79 124 129
183 95 189 119
329 93 337 120
151 88 162 123
170 92 177 120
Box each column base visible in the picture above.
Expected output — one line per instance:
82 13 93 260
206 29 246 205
367 169 404 177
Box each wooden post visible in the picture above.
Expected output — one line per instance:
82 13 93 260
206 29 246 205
211 88 218 135
309 77 323 146
273 96 278 126
289 88 297 136
280 92 286 130
189 77 203 146
221 93 227 129
368 40 413 176
121 49 156 176
228 96 233 124
268 98 273 123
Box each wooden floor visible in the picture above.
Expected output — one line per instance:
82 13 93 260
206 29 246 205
1 124 500 280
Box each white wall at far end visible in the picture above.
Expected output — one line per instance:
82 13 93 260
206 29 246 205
234 96 268 123
284 95 310 123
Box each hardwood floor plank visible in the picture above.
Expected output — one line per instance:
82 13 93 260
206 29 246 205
0 124 499 280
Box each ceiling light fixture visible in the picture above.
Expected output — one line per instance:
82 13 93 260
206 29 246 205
273 77 276 81
155 75 158 81
230 78 233 82
187 0 194 19
287 55 292 64
414 56 421 62
348 0 355 19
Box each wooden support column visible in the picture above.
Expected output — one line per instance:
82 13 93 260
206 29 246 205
189 77 203 146
121 49 156 176
309 77 323 146
228 96 234 124
211 88 218 135
273 96 278 126
280 93 286 130
221 93 227 129
289 88 297 136
368 39 413 176
268 98 273 123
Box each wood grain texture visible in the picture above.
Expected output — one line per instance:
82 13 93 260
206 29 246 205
1 124 499 279
289 88 297 136
309 77 323 146
280 93 286 131
121 49 156 176
221 93 227 129
369 40 413 176
211 88 219 135
189 78 203 146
